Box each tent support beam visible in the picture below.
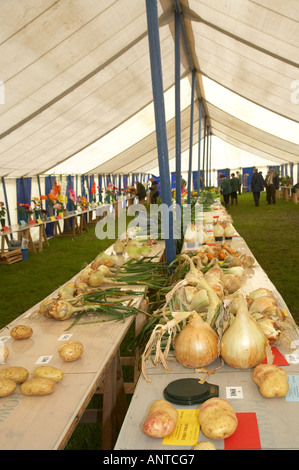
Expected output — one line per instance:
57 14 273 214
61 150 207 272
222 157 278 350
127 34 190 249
187 70 196 205
197 99 202 196
1 177 11 229
175 8 181 210
145 0 176 265
202 116 207 187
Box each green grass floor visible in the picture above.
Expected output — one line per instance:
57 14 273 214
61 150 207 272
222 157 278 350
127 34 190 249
226 191 299 324
0 194 298 449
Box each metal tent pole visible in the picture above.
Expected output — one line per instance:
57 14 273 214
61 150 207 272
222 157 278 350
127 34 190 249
202 116 207 188
206 126 210 188
1 176 11 228
197 99 202 196
145 0 176 265
187 70 196 205
209 132 212 187
175 8 181 211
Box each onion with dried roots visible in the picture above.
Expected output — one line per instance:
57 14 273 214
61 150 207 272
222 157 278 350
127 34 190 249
174 312 219 368
220 293 269 369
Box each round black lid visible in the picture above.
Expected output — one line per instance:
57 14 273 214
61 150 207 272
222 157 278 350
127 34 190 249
163 378 219 405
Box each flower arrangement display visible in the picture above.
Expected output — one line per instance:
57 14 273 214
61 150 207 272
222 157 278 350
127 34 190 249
79 196 90 211
17 202 33 223
53 202 62 213
68 187 80 210
0 201 6 218
32 195 48 221
57 193 68 210
90 181 97 203
47 193 58 207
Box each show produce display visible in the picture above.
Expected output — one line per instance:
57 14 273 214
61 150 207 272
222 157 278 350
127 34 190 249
114 202 299 451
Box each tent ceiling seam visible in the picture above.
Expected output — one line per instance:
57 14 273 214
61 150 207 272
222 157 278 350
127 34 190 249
182 4 299 69
200 73 299 125
213 129 291 164
0 7 173 142
210 115 299 159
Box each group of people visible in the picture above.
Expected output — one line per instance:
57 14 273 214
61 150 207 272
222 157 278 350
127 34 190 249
134 177 159 204
219 171 242 207
251 168 280 206
219 168 280 207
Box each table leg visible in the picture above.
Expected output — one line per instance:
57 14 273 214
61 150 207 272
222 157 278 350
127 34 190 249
102 350 127 450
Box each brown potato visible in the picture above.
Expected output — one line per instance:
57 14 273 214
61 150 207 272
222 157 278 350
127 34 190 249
199 397 238 440
58 341 84 362
0 366 29 383
20 378 56 396
0 378 17 397
193 441 216 450
33 366 64 383
10 325 33 340
252 364 289 398
142 400 178 438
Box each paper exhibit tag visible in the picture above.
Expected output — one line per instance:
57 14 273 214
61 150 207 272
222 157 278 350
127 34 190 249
286 375 299 401
163 409 200 446
35 355 53 365
226 386 243 399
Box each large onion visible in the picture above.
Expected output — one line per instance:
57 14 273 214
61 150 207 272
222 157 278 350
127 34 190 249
174 313 219 368
220 293 268 369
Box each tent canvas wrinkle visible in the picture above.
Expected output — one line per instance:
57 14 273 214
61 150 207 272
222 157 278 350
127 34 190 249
0 0 299 179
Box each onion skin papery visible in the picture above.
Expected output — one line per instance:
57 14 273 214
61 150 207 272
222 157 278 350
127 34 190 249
220 293 268 369
174 313 219 368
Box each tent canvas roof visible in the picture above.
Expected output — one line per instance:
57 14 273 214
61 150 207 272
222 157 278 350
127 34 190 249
0 0 298 178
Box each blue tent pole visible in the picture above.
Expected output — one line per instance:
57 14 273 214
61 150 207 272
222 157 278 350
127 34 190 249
202 116 207 188
175 8 181 210
1 176 11 228
187 70 196 205
145 0 176 265
209 132 212 187
197 99 202 196
206 126 210 188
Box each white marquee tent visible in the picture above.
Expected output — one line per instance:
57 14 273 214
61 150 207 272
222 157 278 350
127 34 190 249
0 0 299 226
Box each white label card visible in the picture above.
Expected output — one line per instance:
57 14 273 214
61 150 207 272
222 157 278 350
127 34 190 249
285 354 299 364
226 386 243 399
35 355 53 365
57 333 72 341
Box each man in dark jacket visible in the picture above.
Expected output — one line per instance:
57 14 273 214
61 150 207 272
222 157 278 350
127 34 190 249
219 173 231 208
149 177 159 203
230 173 239 205
265 169 279 204
251 168 265 206
135 181 146 204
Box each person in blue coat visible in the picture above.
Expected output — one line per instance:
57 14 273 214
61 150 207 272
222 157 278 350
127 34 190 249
251 168 265 206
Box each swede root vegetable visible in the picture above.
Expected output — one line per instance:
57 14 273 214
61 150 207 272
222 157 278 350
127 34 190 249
142 400 178 438
199 397 238 440
252 364 289 397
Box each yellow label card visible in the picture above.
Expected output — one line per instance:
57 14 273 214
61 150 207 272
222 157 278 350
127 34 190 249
163 409 200 446
50 216 56 221
37 219 43 224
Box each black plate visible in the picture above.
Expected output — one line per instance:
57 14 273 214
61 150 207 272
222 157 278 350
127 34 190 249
163 378 219 405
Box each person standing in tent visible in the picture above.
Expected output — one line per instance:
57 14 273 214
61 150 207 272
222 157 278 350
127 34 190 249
219 173 231 208
230 173 239 205
236 171 242 194
265 169 279 204
181 175 187 194
135 181 146 204
251 168 265 207
149 177 159 204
